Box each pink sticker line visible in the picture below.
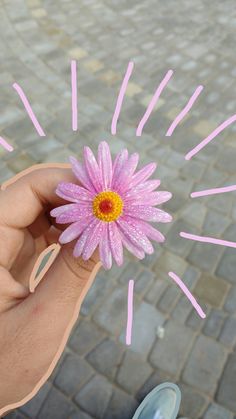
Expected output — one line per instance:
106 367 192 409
111 61 134 135
13 83 45 136
166 85 203 136
136 69 173 137
0 136 13 152
126 279 134 346
71 60 78 131
180 231 236 249
191 184 236 198
168 271 206 318
185 113 236 160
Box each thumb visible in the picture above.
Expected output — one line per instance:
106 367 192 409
28 242 101 324
0 245 101 414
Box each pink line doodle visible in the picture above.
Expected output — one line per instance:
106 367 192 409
168 271 206 318
71 60 78 131
185 114 236 160
0 136 13 152
166 85 203 136
13 83 45 136
191 184 236 198
111 61 134 135
136 70 173 137
126 279 134 345
180 231 236 249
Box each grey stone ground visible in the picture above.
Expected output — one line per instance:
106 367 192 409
1 0 236 418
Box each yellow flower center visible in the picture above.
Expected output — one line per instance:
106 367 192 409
92 191 123 222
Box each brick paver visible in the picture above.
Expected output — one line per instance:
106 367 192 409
1 0 236 418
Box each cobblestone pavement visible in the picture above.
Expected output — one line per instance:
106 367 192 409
1 0 236 418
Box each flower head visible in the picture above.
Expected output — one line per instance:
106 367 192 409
50 141 172 269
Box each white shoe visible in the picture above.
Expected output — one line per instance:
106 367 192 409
132 382 181 419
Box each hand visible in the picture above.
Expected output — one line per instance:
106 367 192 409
0 164 101 415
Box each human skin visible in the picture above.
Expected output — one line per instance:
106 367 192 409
0 165 101 415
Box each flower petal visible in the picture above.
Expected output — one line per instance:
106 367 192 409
125 191 172 206
128 162 157 189
134 179 161 193
56 182 94 203
59 216 93 244
82 219 104 260
137 220 165 243
116 216 154 254
118 228 145 259
114 153 139 193
124 205 172 223
73 219 98 258
98 141 112 189
56 204 92 224
108 222 123 266
50 203 79 217
112 149 128 188
83 146 103 192
69 156 96 192
99 224 112 270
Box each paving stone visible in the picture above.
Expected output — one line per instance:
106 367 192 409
188 242 224 273
134 268 154 295
208 193 233 215
193 274 229 307
19 382 51 418
181 202 207 229
54 353 93 396
219 316 236 347
120 301 165 355
118 260 140 285
144 274 168 305
81 273 115 316
203 402 234 419
183 335 227 396
68 319 105 355
187 305 209 332
94 287 133 334
217 354 236 412
203 309 226 338
37 387 76 419
182 265 201 290
86 338 124 379
178 382 208 418
203 209 230 235
165 219 197 256
216 146 236 173
69 409 93 419
150 321 195 376
171 295 193 324
116 351 152 394
104 388 138 419
75 375 113 419
217 248 236 284
224 285 236 313
157 284 181 313
154 251 187 277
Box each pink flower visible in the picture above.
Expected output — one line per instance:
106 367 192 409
50 141 172 269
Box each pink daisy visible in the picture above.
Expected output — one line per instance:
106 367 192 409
50 141 172 270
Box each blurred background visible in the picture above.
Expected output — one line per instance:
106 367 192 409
1 0 236 418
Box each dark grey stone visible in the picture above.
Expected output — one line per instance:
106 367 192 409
37 387 76 419
150 321 195 376
183 335 227 396
86 338 124 379
75 376 113 419
116 351 152 394
54 353 93 396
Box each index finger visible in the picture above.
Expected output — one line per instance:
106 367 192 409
0 163 75 229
